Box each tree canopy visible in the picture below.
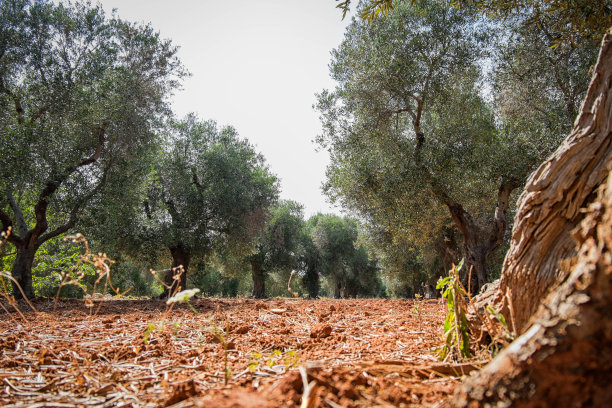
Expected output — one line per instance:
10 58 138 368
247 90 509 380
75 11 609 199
336 0 611 46
139 114 279 295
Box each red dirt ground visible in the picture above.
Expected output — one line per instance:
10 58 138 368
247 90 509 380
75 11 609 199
0 297 485 407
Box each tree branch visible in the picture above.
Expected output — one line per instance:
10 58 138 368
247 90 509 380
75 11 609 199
0 208 23 246
191 168 204 190
32 124 107 240
164 199 182 229
488 177 519 250
0 78 25 124
143 200 152 220
6 190 28 237
36 160 112 246
29 103 51 123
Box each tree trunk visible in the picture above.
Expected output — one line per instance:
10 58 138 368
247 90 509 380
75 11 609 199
334 281 342 299
434 225 460 276
463 240 488 294
11 244 36 299
161 246 190 298
251 260 266 299
302 266 320 298
446 177 516 296
455 169 612 407
470 30 612 336
455 29 612 406
449 219 497 296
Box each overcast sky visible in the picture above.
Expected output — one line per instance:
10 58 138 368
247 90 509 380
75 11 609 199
96 0 351 217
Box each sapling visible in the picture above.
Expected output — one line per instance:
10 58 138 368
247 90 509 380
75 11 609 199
437 260 471 361
413 293 423 330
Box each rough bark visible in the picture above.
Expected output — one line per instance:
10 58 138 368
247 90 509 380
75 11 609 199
10 244 36 299
472 30 612 335
161 246 190 298
251 260 266 299
454 170 612 407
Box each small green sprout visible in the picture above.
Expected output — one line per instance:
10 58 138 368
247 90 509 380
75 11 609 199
437 259 471 361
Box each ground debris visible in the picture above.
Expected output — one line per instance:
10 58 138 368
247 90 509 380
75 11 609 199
0 297 469 407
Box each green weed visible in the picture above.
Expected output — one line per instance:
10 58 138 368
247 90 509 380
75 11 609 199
205 321 231 385
247 349 300 373
437 259 471 361
413 293 423 329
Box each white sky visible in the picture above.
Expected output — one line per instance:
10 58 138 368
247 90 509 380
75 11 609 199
96 0 351 217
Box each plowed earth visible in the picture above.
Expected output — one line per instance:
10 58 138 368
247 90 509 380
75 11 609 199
0 298 483 407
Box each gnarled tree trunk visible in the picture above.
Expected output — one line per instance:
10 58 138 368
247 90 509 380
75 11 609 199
456 29 612 406
446 178 517 295
456 169 612 407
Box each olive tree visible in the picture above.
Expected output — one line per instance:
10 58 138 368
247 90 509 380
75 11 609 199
0 0 186 297
140 115 278 296
318 1 515 293
248 200 305 298
309 214 357 298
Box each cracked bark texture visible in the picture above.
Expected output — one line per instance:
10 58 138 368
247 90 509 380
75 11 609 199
454 169 612 407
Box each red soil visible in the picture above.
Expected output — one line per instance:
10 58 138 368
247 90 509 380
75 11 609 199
0 297 482 407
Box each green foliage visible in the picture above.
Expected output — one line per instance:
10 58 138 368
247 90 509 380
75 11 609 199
483 303 515 356
29 237 97 298
437 260 470 361
491 18 598 162
362 223 445 298
299 217 324 298
0 0 186 296
143 322 157 345
247 349 300 373
337 0 611 46
248 200 305 296
110 259 157 297
470 0 611 46
307 214 382 297
135 114 278 289
336 0 398 21
188 261 241 297
317 0 494 249
142 115 278 254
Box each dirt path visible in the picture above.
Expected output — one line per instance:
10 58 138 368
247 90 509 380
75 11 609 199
0 298 480 407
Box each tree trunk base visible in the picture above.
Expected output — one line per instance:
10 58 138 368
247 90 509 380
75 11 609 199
452 173 612 407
